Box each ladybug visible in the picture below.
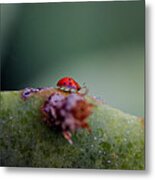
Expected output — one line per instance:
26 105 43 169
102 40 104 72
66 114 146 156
57 77 81 92
57 77 88 95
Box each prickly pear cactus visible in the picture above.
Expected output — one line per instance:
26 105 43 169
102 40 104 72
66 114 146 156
0 89 144 169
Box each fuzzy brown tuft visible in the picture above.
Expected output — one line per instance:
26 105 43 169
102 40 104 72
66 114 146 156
41 92 93 143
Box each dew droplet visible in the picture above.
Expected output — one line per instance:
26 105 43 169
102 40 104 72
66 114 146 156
9 116 13 120
91 144 94 148
107 160 111 164
80 148 84 152
94 136 97 141
124 138 127 142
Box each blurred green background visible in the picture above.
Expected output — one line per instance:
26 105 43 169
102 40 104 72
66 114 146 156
1 1 144 116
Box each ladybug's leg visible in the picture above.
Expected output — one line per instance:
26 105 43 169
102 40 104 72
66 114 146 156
71 89 76 93
59 86 69 92
63 131 73 144
64 87 76 93
78 86 89 96
64 87 70 92
60 86 65 91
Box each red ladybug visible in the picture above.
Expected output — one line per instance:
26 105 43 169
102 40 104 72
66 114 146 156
57 77 81 92
57 77 89 96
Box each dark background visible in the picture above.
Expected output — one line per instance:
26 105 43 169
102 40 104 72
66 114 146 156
1 1 145 116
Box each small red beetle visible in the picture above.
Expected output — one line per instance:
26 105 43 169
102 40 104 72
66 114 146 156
57 77 88 95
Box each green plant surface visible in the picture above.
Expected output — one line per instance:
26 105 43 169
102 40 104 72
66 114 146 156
0 90 144 169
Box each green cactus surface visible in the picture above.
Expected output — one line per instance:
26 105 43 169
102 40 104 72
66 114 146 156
0 89 144 169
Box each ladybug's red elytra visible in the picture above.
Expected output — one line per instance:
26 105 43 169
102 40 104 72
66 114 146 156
57 77 81 92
